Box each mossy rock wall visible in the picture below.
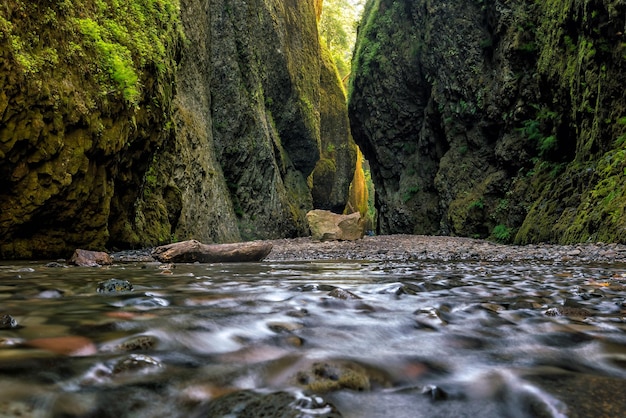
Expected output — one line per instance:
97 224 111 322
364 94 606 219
310 42 358 214
0 0 357 258
349 0 626 244
0 0 182 258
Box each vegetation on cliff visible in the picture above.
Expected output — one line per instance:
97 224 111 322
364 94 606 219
0 0 361 259
0 0 182 258
349 0 626 244
319 0 365 80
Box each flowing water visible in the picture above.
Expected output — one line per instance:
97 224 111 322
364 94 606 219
1 259 625 417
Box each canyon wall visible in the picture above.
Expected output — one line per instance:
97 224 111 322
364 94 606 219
0 0 356 258
349 0 626 244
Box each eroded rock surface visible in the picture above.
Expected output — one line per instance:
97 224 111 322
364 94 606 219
349 0 626 244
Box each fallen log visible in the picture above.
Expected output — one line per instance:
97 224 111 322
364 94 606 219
152 240 273 263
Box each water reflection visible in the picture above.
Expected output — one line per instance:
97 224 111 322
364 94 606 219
0 260 625 417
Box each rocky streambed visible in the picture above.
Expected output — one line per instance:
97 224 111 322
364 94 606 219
0 235 625 417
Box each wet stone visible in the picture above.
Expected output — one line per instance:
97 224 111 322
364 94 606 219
328 288 361 300
422 384 450 401
545 306 592 319
97 279 133 293
104 335 159 352
481 303 506 313
36 289 64 298
195 390 343 418
268 321 304 333
292 284 337 292
508 300 543 310
296 361 371 393
111 295 169 309
0 314 18 329
535 331 595 347
414 307 448 329
112 353 162 374
0 337 23 347
285 308 309 318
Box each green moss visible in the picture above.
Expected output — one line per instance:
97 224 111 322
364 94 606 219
1 0 182 105
468 198 484 210
0 0 183 257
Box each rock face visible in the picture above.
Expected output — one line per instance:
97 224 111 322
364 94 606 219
349 0 626 244
310 44 358 214
0 0 355 258
0 1 181 258
307 209 364 241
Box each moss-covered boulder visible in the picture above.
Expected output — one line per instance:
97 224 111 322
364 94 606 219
349 0 626 244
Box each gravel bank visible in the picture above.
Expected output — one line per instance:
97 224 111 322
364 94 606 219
266 235 626 264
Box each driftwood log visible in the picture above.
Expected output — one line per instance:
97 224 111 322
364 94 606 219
152 240 273 263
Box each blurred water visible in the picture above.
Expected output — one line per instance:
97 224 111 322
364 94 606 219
0 259 625 417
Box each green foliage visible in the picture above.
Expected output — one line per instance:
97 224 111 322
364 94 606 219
492 224 512 243
319 0 365 80
73 0 182 104
1 0 182 105
616 116 626 147
468 198 484 210
518 105 558 158
538 135 557 156
402 185 420 203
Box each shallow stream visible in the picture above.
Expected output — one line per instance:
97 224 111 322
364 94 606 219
1 259 625 417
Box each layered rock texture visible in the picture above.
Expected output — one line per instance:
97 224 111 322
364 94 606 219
0 0 356 258
349 0 626 244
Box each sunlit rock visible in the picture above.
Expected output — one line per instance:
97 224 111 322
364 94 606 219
69 249 113 267
306 210 364 241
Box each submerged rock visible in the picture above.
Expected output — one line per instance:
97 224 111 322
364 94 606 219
295 361 371 393
544 306 592 319
194 390 343 418
328 288 361 300
25 336 97 356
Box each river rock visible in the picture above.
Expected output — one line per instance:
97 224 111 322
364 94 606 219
97 279 133 294
69 249 113 267
295 361 371 393
306 210 364 242
194 390 343 418
0 314 18 329
152 240 273 263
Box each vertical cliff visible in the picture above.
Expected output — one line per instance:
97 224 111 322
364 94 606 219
0 0 356 258
349 0 626 243
0 1 182 258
